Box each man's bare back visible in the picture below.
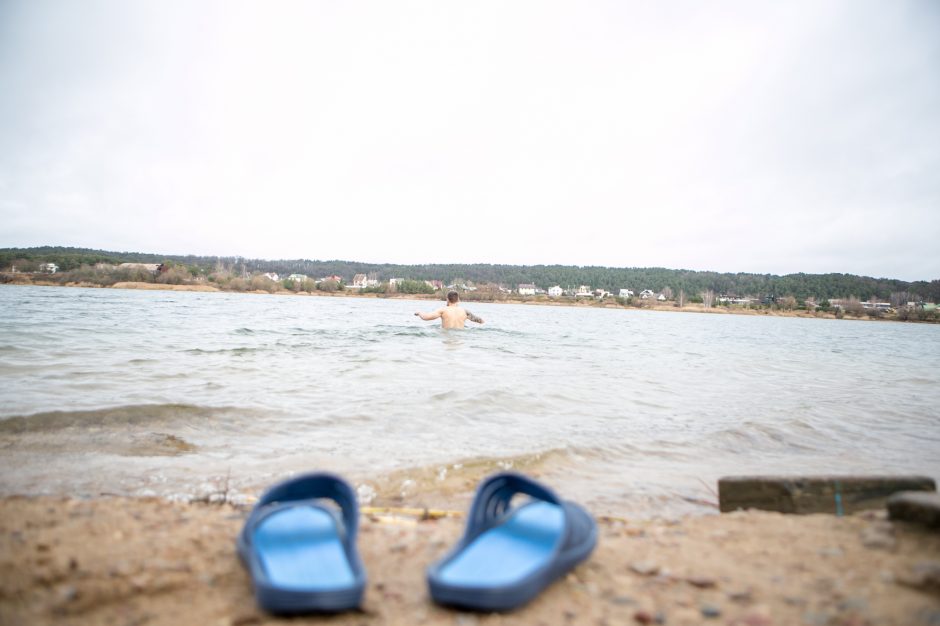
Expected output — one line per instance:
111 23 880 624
415 292 484 329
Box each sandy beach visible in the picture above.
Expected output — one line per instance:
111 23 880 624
1 495 938 626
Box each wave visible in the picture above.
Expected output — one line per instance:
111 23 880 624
0 403 243 434
702 418 827 453
184 346 262 356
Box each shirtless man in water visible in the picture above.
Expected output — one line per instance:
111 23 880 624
415 291 484 329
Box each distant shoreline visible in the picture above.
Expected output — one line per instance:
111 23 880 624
4 278 933 324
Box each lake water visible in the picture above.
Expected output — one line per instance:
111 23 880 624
1 284 938 517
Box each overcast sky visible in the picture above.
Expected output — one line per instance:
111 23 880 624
1 1 938 280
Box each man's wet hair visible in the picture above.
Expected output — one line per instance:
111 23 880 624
447 291 459 303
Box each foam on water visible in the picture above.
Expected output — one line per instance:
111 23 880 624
1 284 939 516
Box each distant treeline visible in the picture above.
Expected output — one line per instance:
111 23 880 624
2 246 938 302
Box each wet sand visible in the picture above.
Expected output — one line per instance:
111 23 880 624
2 496 938 626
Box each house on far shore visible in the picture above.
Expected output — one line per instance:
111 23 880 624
548 285 563 297
321 275 343 283
595 288 611 299
657 293 667 301
351 273 368 288
619 289 634 298
263 272 279 282
639 289 655 299
286 273 309 282
517 283 536 296
576 285 592 297
38 263 59 274
425 280 444 290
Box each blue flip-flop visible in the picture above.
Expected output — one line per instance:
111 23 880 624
237 472 366 614
427 471 597 611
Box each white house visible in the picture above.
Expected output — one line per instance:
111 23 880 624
639 289 656 299
518 283 536 296
287 273 309 282
38 263 59 274
352 273 368 288
263 272 279 282
576 285 592 297
548 285 563 297
657 293 667 301
618 289 634 298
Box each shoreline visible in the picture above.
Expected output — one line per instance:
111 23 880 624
2 279 929 324
1 494 937 625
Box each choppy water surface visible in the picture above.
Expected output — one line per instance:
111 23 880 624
1 285 938 517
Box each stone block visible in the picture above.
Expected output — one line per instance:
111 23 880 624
718 476 936 515
887 491 940 529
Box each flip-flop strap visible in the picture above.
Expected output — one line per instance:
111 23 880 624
466 471 563 536
251 472 359 541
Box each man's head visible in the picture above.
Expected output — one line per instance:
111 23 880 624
447 291 459 304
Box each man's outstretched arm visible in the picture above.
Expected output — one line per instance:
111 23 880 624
415 309 443 321
466 310 484 324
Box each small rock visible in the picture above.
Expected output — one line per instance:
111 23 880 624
563 609 577 620
686 575 717 588
36 543 51 552
739 612 772 626
634 610 653 624
629 561 660 576
55 585 78 604
610 595 635 606
838 597 868 612
860 527 896 550
896 561 940 593
888 491 940 528
818 547 844 558
727 588 753 603
801 612 830 626
701 604 721 618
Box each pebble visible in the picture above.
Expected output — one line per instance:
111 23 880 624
896 561 940 593
629 561 660 576
727 588 753 603
55 585 78 604
802 612 831 626
860 527 896 550
738 612 772 626
838 597 868 612
700 604 721 618
818 547 844 558
685 575 717 588
610 595 635 606
634 610 654 624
